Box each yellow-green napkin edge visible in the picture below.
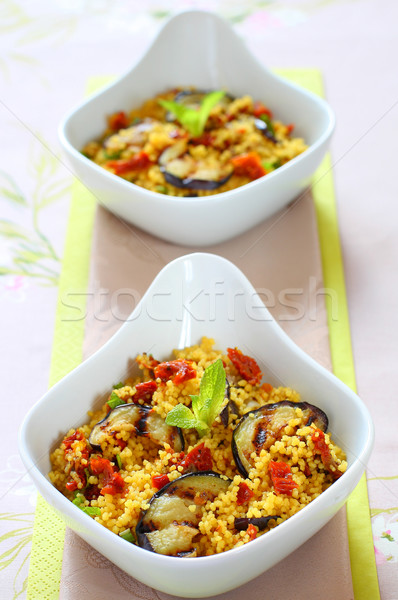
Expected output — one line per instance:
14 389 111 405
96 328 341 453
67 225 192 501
26 186 96 598
26 70 379 600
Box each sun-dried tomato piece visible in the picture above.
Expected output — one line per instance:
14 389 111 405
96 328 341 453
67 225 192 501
252 102 273 119
312 429 342 480
247 523 257 541
269 460 298 496
62 430 85 452
105 151 151 175
236 481 254 505
134 380 157 403
154 359 196 384
177 443 213 473
107 110 129 131
65 480 78 492
261 382 273 394
90 457 125 495
227 348 262 385
230 152 266 180
151 474 170 490
286 123 295 135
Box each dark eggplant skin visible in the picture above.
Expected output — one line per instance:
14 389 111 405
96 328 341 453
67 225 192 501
232 401 328 478
220 380 240 428
136 471 231 556
161 168 233 191
254 118 278 143
234 515 279 531
219 379 231 428
89 403 184 453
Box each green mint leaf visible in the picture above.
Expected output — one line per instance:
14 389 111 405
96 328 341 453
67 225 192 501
198 358 225 422
158 99 193 124
191 394 203 420
158 91 225 137
108 391 126 409
166 403 200 429
196 91 225 137
166 359 227 435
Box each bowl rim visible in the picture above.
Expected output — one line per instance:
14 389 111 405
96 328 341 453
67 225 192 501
58 9 335 205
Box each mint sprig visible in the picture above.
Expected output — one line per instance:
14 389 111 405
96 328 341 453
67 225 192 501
165 359 226 435
158 91 225 138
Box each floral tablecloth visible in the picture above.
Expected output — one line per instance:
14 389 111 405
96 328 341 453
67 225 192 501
1 1 397 598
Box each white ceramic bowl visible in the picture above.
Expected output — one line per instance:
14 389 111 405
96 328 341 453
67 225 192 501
58 10 334 246
19 253 373 598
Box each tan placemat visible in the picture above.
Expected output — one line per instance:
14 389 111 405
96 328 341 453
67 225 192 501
59 191 354 600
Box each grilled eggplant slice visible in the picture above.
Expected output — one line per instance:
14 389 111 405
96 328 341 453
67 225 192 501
89 404 184 452
158 136 233 191
136 471 231 556
232 401 328 477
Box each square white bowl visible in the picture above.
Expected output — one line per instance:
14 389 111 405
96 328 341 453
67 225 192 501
59 10 335 246
19 253 373 597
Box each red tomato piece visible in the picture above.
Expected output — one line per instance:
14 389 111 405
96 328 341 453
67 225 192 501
227 347 262 385
231 152 266 180
101 471 125 495
107 110 129 131
261 382 273 394
269 460 298 496
190 132 214 146
252 101 273 119
236 481 254 505
151 474 170 490
134 380 157 403
65 480 78 492
311 429 342 480
90 457 125 495
105 151 151 175
247 523 257 541
62 430 84 452
154 359 196 384
90 457 112 476
178 443 213 473
286 123 295 135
